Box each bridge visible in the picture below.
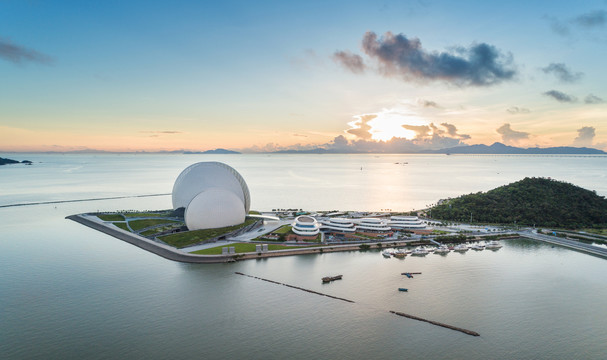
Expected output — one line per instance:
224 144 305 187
518 230 607 259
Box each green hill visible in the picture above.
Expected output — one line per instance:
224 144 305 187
430 177 607 228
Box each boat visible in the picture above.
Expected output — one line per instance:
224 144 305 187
485 240 503 250
402 272 413 278
453 244 469 252
393 250 407 258
434 245 450 254
322 275 343 283
398 288 408 292
411 247 429 256
470 243 485 251
382 250 393 258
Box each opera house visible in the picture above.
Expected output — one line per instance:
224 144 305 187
172 162 250 230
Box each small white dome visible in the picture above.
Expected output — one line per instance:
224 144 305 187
184 188 246 230
172 162 250 213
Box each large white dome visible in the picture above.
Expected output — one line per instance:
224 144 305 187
184 188 246 230
172 162 250 213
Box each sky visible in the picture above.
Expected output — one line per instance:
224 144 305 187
1 0 606 152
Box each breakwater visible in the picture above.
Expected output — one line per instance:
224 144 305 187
236 272 480 337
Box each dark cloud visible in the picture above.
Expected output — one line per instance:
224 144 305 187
496 123 529 144
332 51 366 74
543 90 577 103
336 31 517 87
506 106 531 114
584 94 605 104
0 38 53 65
573 126 596 146
418 99 441 108
346 114 376 139
546 16 571 36
440 123 470 140
541 63 583 83
574 10 607 28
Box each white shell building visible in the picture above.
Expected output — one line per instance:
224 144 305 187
292 216 320 236
172 162 250 231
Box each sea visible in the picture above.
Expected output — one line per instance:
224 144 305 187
2 153 607 359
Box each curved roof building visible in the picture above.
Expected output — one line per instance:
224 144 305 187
172 162 250 231
172 162 250 213
389 216 426 229
292 216 320 237
320 218 356 233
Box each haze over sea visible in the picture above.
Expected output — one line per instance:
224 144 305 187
2 154 607 359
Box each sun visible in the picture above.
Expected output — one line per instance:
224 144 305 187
367 111 427 141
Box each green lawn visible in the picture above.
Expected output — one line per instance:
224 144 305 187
272 225 292 234
190 243 310 255
113 222 129 231
124 211 172 218
129 219 181 231
97 213 124 222
248 210 261 215
159 218 258 248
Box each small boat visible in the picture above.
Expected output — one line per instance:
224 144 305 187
470 243 485 251
398 288 408 292
411 247 429 256
434 245 450 254
394 250 407 258
485 240 503 250
382 250 392 258
402 272 413 278
453 244 469 252
322 275 343 283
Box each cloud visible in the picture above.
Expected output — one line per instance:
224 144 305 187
293 133 308 137
0 38 53 65
332 51 366 74
417 99 441 108
336 31 517 87
496 123 529 144
139 130 182 134
543 90 577 103
574 10 607 28
402 124 431 138
541 63 583 83
440 122 470 140
573 126 596 146
584 94 605 104
346 114 376 139
506 106 531 114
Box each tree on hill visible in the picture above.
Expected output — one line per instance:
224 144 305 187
430 177 607 229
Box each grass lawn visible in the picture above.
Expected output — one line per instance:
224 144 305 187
248 210 261 215
113 222 129 231
124 211 172 218
159 218 258 248
129 219 181 231
190 243 312 255
272 225 292 234
97 213 124 222
583 228 607 236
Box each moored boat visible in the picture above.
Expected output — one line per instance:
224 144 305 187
434 245 450 254
411 247 429 256
322 275 343 283
470 243 485 250
398 288 408 292
485 240 503 250
382 250 393 258
453 244 469 252
394 250 407 258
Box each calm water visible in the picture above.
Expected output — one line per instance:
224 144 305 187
2 154 607 359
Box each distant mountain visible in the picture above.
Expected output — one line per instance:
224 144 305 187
431 177 607 228
423 142 606 155
0 157 32 165
184 148 240 154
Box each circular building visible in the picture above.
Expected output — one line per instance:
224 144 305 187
172 162 250 230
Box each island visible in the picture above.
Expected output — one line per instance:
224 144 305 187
0 157 32 165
